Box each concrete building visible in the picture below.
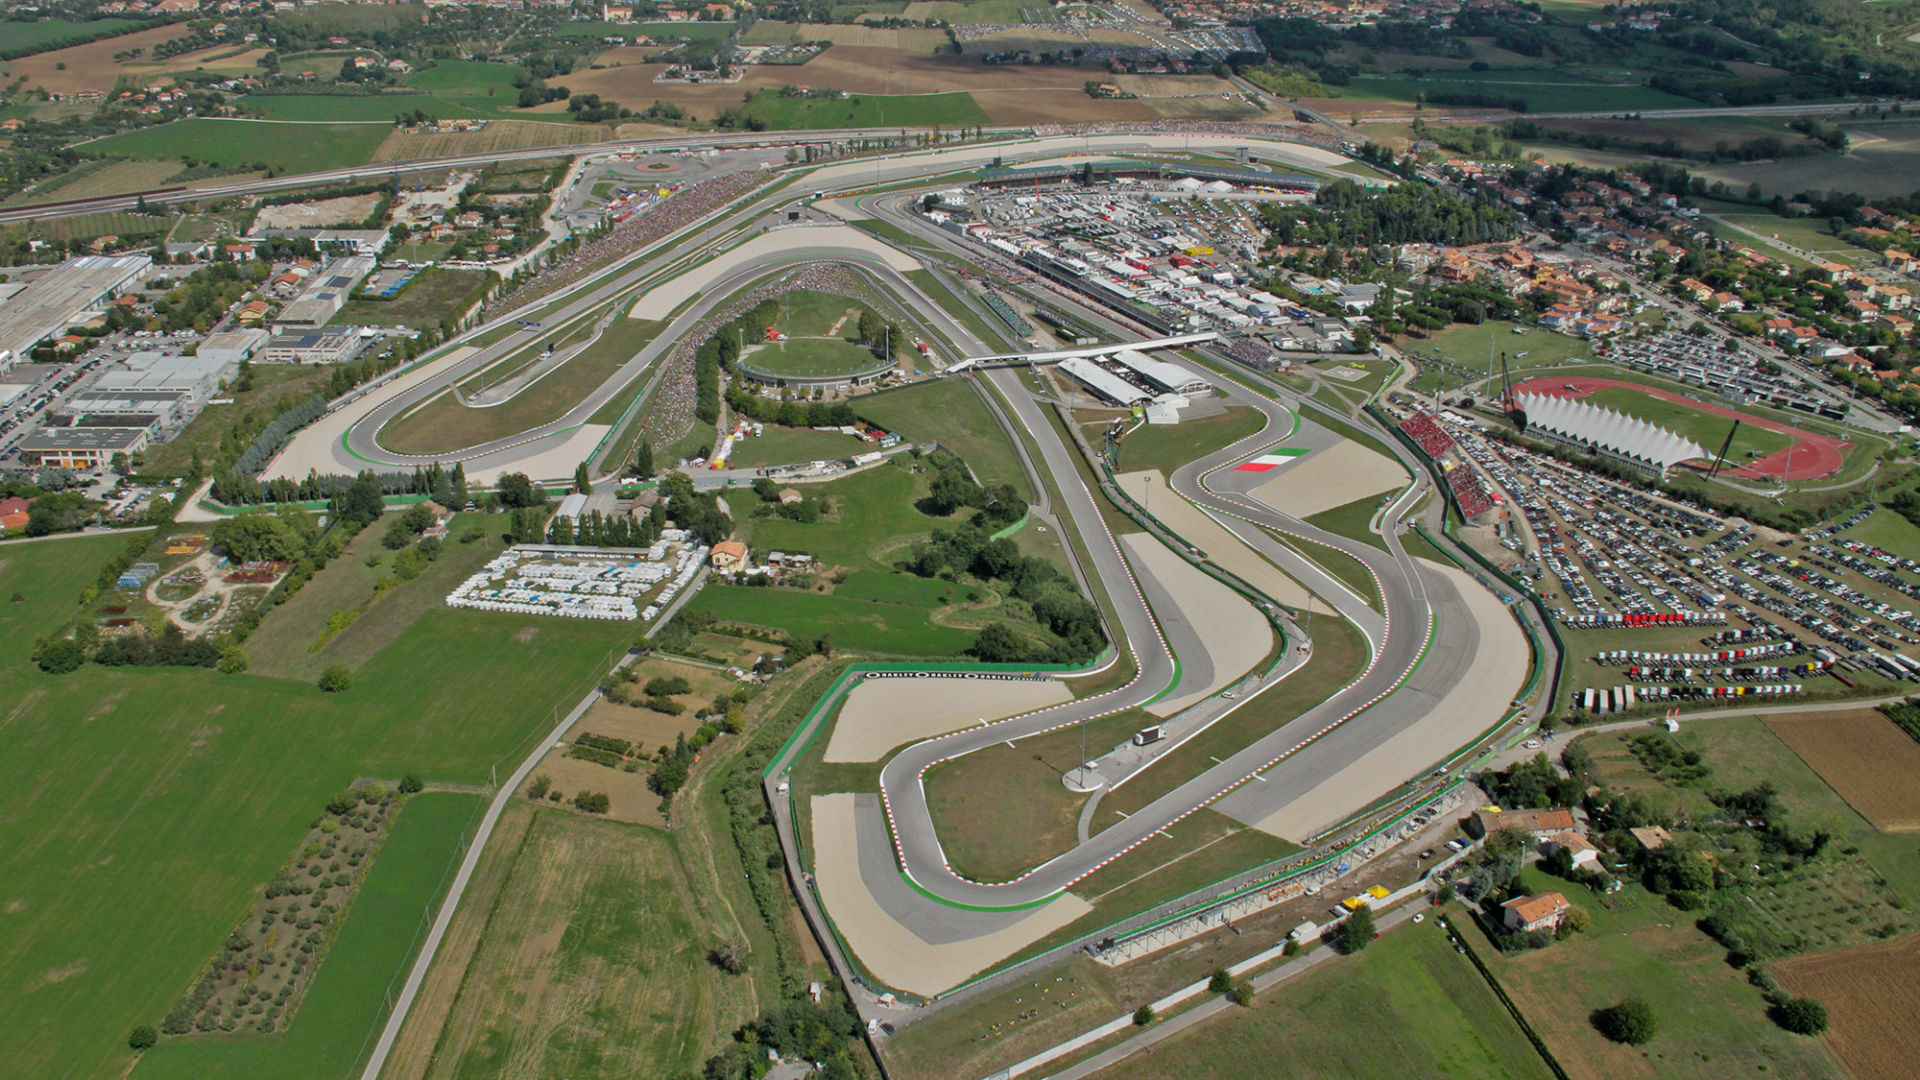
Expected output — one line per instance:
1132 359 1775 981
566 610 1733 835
0 254 150 362
197 327 270 367
1109 348 1210 395
1058 356 1151 406
272 255 376 329
17 425 148 468
263 327 365 364
62 389 192 431
250 228 390 256
94 350 238 409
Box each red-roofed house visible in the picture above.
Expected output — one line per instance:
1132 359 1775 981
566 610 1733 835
0 496 32 531
1502 892 1571 933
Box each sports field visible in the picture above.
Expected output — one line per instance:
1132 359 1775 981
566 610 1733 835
1415 320 1593 394
1103 916 1553 1080
0 533 630 1079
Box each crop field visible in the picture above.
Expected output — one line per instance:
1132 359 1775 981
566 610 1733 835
1767 710 1920 832
0 207 172 248
241 93 489 123
333 267 495 329
741 20 950 50
0 533 631 1080
857 377 1032 499
1336 68 1695 113
133 793 483 1080
740 88 989 130
0 158 183 205
0 16 148 53
0 22 195 96
1775 934 1920 1080
1693 122 1920 200
83 118 390 174
371 119 611 163
1103 915 1553 1080
395 805 764 1080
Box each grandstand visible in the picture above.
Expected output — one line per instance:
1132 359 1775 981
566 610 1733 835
1400 410 1455 458
1447 464 1494 519
1513 391 1706 477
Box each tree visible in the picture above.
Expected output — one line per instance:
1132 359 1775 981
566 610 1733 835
496 472 542 508
317 665 353 693
398 773 423 794
527 774 552 800
1208 968 1233 994
216 643 248 674
1594 997 1657 1045
632 440 654 479
36 638 84 674
127 1024 158 1051
1336 903 1376 953
1132 1004 1155 1026
1772 996 1828 1035
1232 981 1255 1007
574 461 593 494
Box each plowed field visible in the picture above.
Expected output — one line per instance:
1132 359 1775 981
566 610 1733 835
1767 710 1920 831
1774 934 1920 1080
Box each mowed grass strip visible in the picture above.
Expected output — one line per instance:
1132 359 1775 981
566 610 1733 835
0 536 630 1080
134 793 483 1080
380 316 662 454
1101 912 1554 1080
83 118 390 173
407 806 763 1079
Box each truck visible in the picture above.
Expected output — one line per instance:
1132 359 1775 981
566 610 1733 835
1132 725 1165 747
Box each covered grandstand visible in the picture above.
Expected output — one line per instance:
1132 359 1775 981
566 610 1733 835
1513 392 1706 476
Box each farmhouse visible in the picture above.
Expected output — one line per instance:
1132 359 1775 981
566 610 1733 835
1501 892 1571 934
1544 830 1603 871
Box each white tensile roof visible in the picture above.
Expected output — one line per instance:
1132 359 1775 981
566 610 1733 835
1514 392 1707 472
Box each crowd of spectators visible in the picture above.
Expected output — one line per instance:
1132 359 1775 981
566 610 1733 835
1400 410 1456 458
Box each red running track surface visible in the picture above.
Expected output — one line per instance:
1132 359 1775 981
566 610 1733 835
1508 376 1850 481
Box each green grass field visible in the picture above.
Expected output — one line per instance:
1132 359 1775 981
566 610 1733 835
83 118 389 174
333 268 495 329
142 363 331 476
1111 402 1265 476
1338 68 1695 112
240 93 488 123
404 59 523 103
1413 320 1594 394
858 378 1031 500
739 89 988 131
134 792 482 1080
1842 505 1920 554
0 16 148 52
0 534 629 1080
770 288 868 337
740 336 886 377
1304 493 1392 554
733 462 930 573
1104 915 1554 1080
720 424 866 469
688 583 974 655
1579 385 1787 461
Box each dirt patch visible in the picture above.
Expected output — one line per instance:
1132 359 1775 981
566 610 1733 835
3 899 25 914
1767 710 1920 832
1251 439 1406 520
25 959 87 992
527 750 665 828
824 675 1073 762
512 626 540 643
1774 934 1920 1080
252 193 383 230
1 24 197 96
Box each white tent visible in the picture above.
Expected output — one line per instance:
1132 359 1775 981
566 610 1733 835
1514 392 1707 474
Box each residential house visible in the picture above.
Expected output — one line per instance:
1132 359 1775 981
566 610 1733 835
1544 830 1603 872
1501 892 1571 934
1467 806 1576 839
710 540 749 573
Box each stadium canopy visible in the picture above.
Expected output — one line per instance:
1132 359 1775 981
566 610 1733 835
1514 392 1707 475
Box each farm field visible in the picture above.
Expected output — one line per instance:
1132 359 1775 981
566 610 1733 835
0 532 631 1080
741 20 950 50
0 158 183 205
0 208 173 248
0 22 195 96
739 88 990 130
1693 121 1920 200
240 93 490 123
132 793 483 1080
82 118 390 174
857 376 1032 499
1482 877 1839 1080
0 16 149 53
1767 710 1920 832
333 268 495 329
389 805 765 1080
371 118 614 163
1336 68 1695 113
1102 914 1554 1080
1774 934 1920 1080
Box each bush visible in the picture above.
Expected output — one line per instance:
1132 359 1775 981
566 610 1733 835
574 790 611 814
326 792 357 816
1594 997 1657 1045
127 1024 158 1051
1132 1004 1155 1026
398 773 423 794
317 665 352 692
1772 996 1828 1035
36 638 84 674
526 773 551 800
1208 968 1233 994
1231 980 1255 1007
